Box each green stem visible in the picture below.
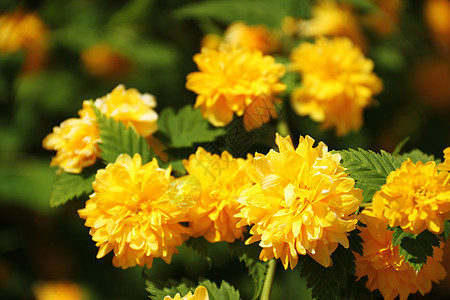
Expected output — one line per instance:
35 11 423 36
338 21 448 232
260 259 277 300
359 202 372 208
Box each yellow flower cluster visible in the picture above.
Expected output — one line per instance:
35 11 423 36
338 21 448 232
236 134 362 269
163 286 209 300
290 37 383 136
355 209 446 300
0 10 48 72
372 158 450 234
78 154 192 269
183 148 255 243
186 46 286 131
43 85 159 173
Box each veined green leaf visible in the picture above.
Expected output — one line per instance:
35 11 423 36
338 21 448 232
145 278 196 300
299 229 362 300
50 167 97 207
145 278 240 300
198 279 241 300
229 241 268 300
338 148 404 203
157 105 223 149
392 228 441 271
402 149 437 164
92 103 155 164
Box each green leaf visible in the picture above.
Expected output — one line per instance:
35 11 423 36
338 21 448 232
229 241 268 300
145 278 196 300
107 0 155 26
402 149 436 164
441 220 450 241
92 103 156 164
157 105 223 148
145 278 240 300
50 167 97 207
392 137 410 155
298 229 362 300
184 237 212 268
198 279 241 300
336 0 377 12
392 228 441 271
338 149 404 203
344 275 381 300
173 0 289 28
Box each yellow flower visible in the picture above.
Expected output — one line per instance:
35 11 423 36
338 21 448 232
200 22 279 55
290 37 382 136
281 16 300 37
81 43 132 79
78 154 191 269
0 10 48 72
355 209 447 300
236 134 362 269
43 85 159 173
200 33 222 50
183 148 255 243
42 103 100 173
438 147 450 172
163 286 209 300
33 280 87 300
92 84 158 138
222 21 279 54
186 46 286 131
300 1 366 52
373 159 450 235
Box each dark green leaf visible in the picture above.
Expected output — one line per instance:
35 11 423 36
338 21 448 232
392 228 441 271
298 229 361 300
50 168 96 207
157 105 223 149
339 148 404 203
184 237 212 268
344 275 381 300
92 103 156 164
229 241 268 300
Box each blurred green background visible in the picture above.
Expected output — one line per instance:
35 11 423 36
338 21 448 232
1 0 449 299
